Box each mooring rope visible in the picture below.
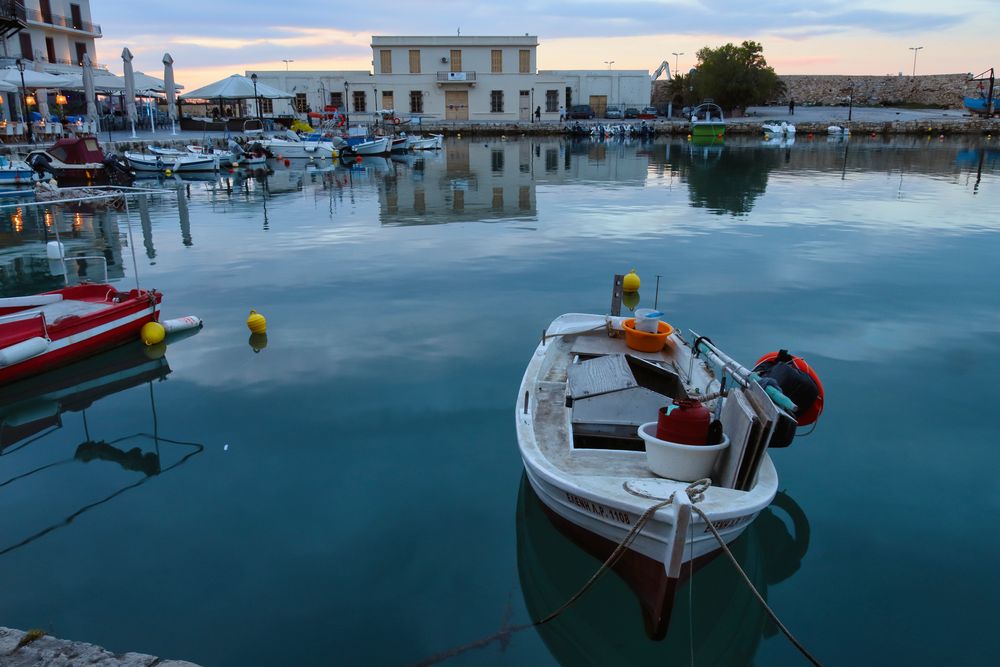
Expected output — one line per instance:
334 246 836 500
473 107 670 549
412 478 821 667
691 504 824 667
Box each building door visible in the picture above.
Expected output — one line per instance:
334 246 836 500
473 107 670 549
445 90 468 120
519 90 531 120
589 95 608 117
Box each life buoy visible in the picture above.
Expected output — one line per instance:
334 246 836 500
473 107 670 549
754 351 824 426
392 117 401 125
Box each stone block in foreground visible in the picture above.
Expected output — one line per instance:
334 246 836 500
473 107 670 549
0 627 201 667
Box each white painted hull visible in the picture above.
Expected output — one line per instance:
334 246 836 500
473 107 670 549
125 152 217 173
346 137 391 155
261 139 337 159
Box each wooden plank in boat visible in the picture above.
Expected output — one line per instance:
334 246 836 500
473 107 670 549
570 334 675 363
567 354 637 399
715 388 759 490
736 382 778 491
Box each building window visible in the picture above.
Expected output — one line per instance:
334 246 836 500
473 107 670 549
329 92 343 110
450 50 462 72
519 50 530 73
39 0 52 23
566 86 572 107
492 187 503 210
545 148 558 173
18 33 32 60
380 50 392 74
353 91 366 112
74 42 87 65
452 188 464 212
545 90 558 113
409 91 423 114
491 149 504 172
294 93 308 112
260 98 273 114
409 50 420 73
490 90 504 113
45 37 56 63
491 50 502 73
382 90 393 111
70 3 83 30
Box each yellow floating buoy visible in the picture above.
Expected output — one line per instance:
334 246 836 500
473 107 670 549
249 333 268 353
623 269 641 293
140 321 166 346
164 169 173 177
247 309 267 334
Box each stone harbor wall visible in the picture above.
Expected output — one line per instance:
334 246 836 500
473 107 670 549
0 627 201 667
652 74 972 109
779 74 971 109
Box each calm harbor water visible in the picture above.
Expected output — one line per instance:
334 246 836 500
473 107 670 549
1 135 998 665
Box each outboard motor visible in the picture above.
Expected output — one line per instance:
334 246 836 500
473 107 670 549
102 153 134 185
28 152 54 177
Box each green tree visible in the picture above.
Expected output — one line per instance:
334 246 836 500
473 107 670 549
689 41 784 113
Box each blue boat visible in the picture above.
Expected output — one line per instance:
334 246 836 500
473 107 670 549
964 94 998 114
0 156 37 184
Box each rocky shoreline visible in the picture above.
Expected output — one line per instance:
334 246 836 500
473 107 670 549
0 627 199 667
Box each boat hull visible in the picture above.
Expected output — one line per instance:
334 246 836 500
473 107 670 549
261 140 337 159
126 153 217 173
691 123 725 137
0 287 161 386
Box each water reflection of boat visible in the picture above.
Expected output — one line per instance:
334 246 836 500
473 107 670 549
517 474 810 659
0 337 203 557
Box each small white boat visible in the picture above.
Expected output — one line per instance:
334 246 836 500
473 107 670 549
827 125 851 135
125 152 217 173
516 292 823 636
342 136 391 156
260 130 338 159
762 120 795 136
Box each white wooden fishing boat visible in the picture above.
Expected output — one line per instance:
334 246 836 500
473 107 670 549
342 136 391 156
762 120 796 136
125 152 217 173
259 130 338 159
405 134 443 151
516 293 823 637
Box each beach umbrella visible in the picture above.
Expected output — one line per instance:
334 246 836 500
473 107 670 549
122 47 138 137
0 68 71 88
82 53 98 128
132 71 181 94
179 74 293 100
32 50 50 122
163 52 177 134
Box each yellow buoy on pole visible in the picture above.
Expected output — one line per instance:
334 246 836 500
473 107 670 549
247 310 267 334
623 269 641 293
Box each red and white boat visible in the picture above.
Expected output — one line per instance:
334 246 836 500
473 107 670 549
0 284 161 386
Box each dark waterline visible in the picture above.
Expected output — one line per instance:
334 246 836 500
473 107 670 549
1 136 998 666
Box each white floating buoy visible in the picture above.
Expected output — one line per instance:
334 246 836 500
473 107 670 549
0 337 49 367
161 315 203 334
45 241 65 260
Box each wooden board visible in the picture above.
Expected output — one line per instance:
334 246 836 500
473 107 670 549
567 354 636 399
570 334 676 363
715 388 759 490
736 381 778 491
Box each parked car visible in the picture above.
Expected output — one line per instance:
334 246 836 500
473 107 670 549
638 106 658 119
567 104 595 119
624 108 640 119
605 108 623 119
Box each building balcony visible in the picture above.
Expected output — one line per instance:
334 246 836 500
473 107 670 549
436 71 477 85
0 54 104 70
25 8 101 36
0 1 27 39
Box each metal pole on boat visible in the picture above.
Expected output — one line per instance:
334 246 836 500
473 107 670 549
654 275 661 309
123 195 142 292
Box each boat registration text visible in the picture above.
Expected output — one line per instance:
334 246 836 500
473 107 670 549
565 492 632 525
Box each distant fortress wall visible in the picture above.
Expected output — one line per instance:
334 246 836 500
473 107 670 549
652 74 973 109
779 74 971 109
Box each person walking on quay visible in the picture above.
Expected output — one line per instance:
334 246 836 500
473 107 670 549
535 106 541 122
559 105 565 122
788 98 795 115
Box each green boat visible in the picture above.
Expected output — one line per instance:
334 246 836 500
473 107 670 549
689 102 725 139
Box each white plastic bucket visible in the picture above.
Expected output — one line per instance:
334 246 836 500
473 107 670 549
637 422 730 482
634 309 662 333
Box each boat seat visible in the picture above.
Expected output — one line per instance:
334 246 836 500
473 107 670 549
0 299 109 325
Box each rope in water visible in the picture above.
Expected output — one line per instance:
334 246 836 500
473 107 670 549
691 503 823 666
412 479 821 667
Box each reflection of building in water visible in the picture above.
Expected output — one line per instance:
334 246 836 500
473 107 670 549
0 205 125 295
376 139 650 225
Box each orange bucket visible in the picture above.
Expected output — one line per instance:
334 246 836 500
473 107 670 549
622 318 674 353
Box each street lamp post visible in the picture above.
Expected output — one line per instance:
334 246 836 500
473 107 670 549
848 81 854 121
282 59 294 71
672 52 684 77
603 60 615 70
15 59 32 144
909 46 923 77
251 72 262 124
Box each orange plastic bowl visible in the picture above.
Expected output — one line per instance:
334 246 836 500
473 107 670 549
622 318 674 353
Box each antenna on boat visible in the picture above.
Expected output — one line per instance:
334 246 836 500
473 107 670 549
654 275 662 309
123 195 142 292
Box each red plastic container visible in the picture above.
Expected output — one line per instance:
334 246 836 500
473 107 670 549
655 399 711 445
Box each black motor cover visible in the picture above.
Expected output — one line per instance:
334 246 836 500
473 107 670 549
754 350 819 429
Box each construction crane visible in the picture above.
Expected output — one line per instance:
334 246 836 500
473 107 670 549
651 61 672 81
